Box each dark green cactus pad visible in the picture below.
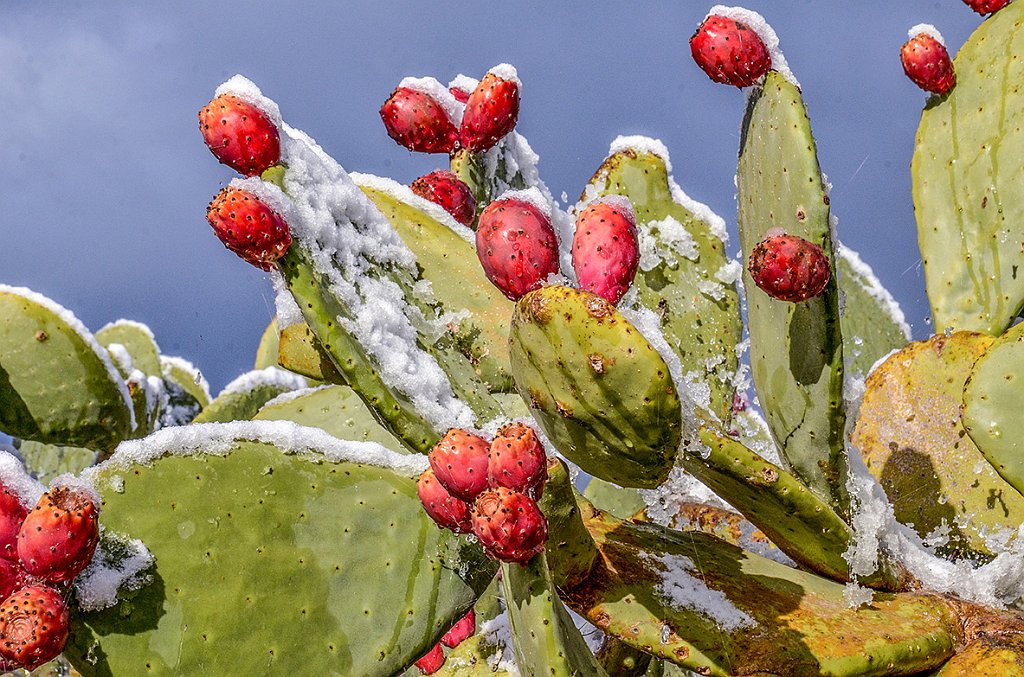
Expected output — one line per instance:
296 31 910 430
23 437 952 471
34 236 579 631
561 500 957 676
962 321 1024 498
0 288 133 451
912 1 1024 335
254 384 406 454
357 178 515 391
509 285 682 489
737 70 847 510
583 145 742 421
501 555 606 677
254 317 280 370
96 320 162 377
193 368 304 424
852 332 1024 560
67 433 496 676
14 439 98 485
836 246 911 377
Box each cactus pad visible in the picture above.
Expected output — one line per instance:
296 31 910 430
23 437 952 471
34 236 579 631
96 320 162 377
509 285 682 489
254 317 281 370
193 367 306 424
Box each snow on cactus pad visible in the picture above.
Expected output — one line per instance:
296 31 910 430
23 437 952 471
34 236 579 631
64 422 496 676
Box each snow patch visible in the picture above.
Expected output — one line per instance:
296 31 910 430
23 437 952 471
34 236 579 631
908 23 946 46
219 366 307 398
646 551 756 630
487 63 521 87
447 74 479 95
609 135 673 173
270 268 304 329
75 529 154 612
0 449 45 508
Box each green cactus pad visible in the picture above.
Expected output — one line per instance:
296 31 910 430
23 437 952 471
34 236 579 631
561 500 956 676
254 384 407 453
67 425 496 676
836 245 911 377
509 285 682 489
193 368 306 424
538 458 600 589
912 1 1024 335
254 317 281 370
852 332 1024 560
962 321 1024 498
96 320 162 377
14 439 98 485
355 176 515 391
160 355 211 409
278 321 343 384
583 142 742 421
737 70 847 510
501 555 606 677
583 477 645 521
0 287 133 451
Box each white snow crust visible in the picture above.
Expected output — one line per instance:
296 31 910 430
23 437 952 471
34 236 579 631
646 552 756 630
0 449 44 508
0 285 136 432
350 172 475 245
218 366 307 398
398 75 463 126
269 268 304 329
487 63 521 87
447 74 479 95
497 187 551 218
215 74 283 129
75 529 154 612
837 244 912 341
609 135 673 172
908 23 946 46
707 6 799 88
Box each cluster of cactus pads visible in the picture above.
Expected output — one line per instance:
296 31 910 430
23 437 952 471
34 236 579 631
6 2 1024 675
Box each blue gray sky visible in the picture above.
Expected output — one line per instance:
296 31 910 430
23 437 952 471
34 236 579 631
1 1 979 392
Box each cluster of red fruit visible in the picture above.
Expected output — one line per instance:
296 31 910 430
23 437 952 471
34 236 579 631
0 483 100 671
412 608 476 675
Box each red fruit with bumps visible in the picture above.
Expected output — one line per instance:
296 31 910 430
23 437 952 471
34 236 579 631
0 560 28 602
476 197 560 301
0 484 27 561
417 469 472 534
963 0 1009 14
206 186 292 271
488 423 548 499
411 170 477 226
198 94 280 176
690 14 772 87
571 198 640 306
414 642 445 675
380 87 459 154
429 429 491 502
0 585 70 671
471 487 548 564
460 71 520 152
900 33 956 95
449 86 471 104
747 232 831 303
441 608 476 649
16 485 99 584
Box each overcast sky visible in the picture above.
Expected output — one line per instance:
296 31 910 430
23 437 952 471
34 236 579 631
0 1 980 392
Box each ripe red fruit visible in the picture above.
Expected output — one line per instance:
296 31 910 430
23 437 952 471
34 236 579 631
198 94 281 176
0 560 28 602
449 86 471 104
460 69 520 152
441 608 476 649
571 197 640 306
16 485 99 584
471 487 548 564
380 87 459 154
747 232 831 303
417 469 472 534
690 14 772 87
900 33 956 95
414 642 445 675
206 186 292 271
963 0 1009 14
0 484 27 561
476 196 560 301
411 170 477 226
429 429 491 502
0 585 70 670
488 423 548 499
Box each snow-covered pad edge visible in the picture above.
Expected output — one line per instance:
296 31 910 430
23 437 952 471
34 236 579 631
75 528 155 612
160 355 212 403
0 284 136 432
908 23 946 45
398 75 464 126
0 449 45 508
350 171 476 245
82 420 429 484
218 366 308 398
215 74 284 129
838 244 912 341
707 5 799 88
96 319 161 353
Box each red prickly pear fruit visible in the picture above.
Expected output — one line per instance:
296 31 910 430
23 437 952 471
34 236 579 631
488 423 548 499
0 559 29 602
571 197 640 306
0 484 27 562
747 232 831 303
449 86 471 104
379 87 459 154
690 14 772 88
411 170 477 226
963 0 1009 14
206 185 292 271
198 94 280 176
429 429 491 502
417 469 472 534
460 68 520 152
471 487 548 564
414 642 446 675
15 485 99 584
476 196 560 301
0 584 70 670
441 608 476 648
900 32 955 95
